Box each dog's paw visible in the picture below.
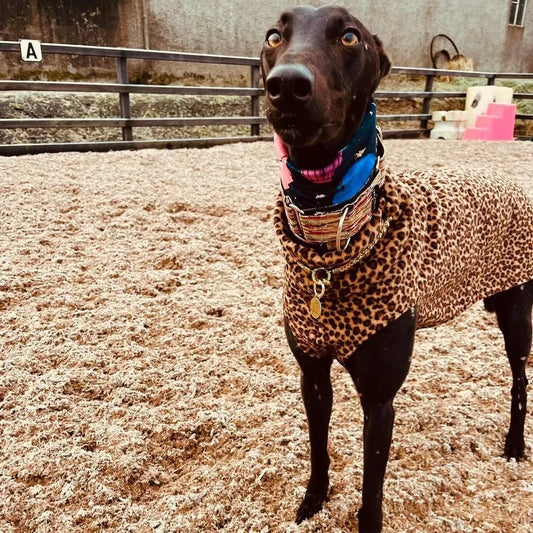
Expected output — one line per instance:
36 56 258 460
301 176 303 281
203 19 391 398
295 491 328 524
357 507 383 533
504 433 526 461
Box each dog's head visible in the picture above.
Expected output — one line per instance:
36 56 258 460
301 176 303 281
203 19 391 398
261 6 391 167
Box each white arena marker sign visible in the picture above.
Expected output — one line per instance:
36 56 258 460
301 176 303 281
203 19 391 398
20 39 43 62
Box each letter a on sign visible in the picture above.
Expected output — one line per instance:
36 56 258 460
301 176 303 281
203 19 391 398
20 39 43 62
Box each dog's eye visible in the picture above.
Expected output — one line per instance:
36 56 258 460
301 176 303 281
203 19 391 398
340 30 359 47
266 31 283 48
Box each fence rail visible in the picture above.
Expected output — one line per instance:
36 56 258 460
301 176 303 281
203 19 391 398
0 41 531 156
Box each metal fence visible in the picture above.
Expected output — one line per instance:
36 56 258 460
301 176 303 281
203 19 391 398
0 41 531 156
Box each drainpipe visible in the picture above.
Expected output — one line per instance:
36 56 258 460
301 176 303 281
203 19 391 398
141 0 150 49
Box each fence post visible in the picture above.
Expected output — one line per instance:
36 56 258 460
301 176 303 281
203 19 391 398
250 64 261 136
487 75 496 86
421 74 434 134
116 56 133 141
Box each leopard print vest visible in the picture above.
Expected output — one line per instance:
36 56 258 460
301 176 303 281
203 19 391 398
274 166 533 364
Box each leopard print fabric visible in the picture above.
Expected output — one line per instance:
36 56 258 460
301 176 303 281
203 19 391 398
274 166 533 364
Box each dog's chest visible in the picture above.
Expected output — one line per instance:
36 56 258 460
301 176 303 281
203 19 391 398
276 168 533 363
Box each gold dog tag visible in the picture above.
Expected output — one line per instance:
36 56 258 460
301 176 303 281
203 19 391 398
310 295 322 319
308 269 330 320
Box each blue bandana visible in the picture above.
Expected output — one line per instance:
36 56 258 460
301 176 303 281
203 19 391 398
280 101 381 212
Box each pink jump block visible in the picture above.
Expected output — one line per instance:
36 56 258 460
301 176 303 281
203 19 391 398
462 103 516 141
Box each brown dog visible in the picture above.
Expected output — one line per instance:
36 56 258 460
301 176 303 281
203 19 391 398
261 5 533 533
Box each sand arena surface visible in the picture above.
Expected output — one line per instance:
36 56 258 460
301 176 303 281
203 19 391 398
0 140 532 532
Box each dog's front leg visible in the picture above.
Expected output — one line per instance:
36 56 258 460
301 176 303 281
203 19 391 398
356 399 395 532
285 319 333 524
344 309 416 533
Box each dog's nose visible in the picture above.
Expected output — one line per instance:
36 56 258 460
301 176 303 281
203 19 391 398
265 64 314 107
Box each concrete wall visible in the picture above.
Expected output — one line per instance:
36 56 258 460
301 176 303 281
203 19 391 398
0 0 531 75
0 0 125 45
145 0 532 72
0 0 143 74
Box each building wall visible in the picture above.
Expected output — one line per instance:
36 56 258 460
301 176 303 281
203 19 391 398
0 0 531 75
145 0 532 72
0 0 124 46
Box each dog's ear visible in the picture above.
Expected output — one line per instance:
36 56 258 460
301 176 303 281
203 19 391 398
373 34 391 78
